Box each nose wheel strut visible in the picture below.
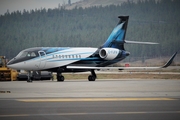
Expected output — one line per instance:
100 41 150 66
27 71 33 83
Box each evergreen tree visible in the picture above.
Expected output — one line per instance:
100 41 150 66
0 0 179 59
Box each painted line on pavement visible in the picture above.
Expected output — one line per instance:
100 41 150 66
16 97 178 102
1 111 180 117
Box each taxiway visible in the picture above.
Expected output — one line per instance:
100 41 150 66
0 79 180 120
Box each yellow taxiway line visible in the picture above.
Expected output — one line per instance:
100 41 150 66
16 97 177 102
1 111 180 117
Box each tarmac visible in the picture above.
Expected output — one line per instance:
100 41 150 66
0 79 180 120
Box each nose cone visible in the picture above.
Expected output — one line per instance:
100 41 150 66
7 58 16 69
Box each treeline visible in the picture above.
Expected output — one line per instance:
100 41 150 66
0 0 180 59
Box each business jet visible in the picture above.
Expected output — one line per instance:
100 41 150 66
7 16 177 82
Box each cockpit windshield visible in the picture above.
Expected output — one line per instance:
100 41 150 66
15 51 37 58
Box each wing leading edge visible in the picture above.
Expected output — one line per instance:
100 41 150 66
67 52 177 70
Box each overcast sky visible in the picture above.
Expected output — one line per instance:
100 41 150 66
0 0 80 15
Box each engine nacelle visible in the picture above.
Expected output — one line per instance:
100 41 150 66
99 48 121 60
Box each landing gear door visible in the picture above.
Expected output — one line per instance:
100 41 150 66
38 51 46 69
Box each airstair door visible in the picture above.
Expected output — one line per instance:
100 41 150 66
38 51 46 69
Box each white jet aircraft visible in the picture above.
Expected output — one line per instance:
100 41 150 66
7 16 177 82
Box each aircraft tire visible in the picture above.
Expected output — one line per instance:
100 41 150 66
57 75 64 82
27 80 32 83
88 75 96 81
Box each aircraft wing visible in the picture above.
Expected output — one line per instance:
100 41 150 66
67 52 177 70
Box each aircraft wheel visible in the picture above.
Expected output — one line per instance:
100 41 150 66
27 79 32 83
57 75 64 82
88 75 96 81
27 71 33 83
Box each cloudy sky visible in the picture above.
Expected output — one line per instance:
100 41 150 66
0 0 80 15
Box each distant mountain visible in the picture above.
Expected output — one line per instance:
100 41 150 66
66 0 134 9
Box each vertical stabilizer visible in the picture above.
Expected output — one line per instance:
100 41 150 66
101 16 129 50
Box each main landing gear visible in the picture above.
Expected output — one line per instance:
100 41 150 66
56 68 97 82
88 70 97 81
57 68 64 82
57 73 64 82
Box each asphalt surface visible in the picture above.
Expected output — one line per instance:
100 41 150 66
0 79 180 120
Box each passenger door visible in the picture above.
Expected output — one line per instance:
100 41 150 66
38 51 46 69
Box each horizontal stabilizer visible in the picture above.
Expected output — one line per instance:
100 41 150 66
125 40 159 45
67 52 177 70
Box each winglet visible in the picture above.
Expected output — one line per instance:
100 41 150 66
162 52 177 68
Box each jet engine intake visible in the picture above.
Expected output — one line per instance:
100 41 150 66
99 48 121 60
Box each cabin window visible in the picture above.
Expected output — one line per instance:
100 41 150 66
15 51 38 59
31 52 36 57
26 52 37 57
15 51 28 58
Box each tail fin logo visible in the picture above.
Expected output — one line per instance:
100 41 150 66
102 22 125 49
101 16 129 50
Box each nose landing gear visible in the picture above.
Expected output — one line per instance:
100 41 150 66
27 71 33 83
